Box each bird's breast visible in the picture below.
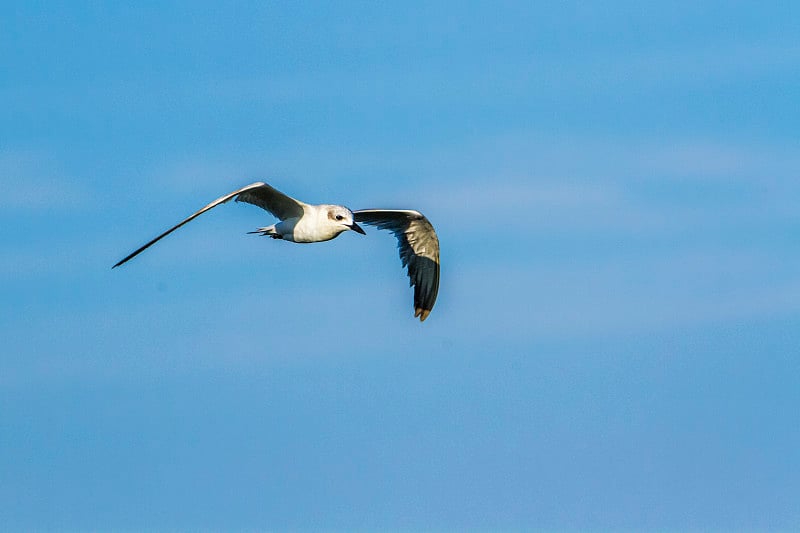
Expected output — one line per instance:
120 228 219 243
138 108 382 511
290 216 342 243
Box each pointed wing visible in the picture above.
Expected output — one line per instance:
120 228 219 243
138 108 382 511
113 182 305 268
353 209 440 321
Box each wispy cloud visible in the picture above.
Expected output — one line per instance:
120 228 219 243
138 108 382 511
443 247 800 342
189 39 800 111
0 150 90 213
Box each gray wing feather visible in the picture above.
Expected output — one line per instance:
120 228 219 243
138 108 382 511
113 182 304 268
354 209 440 321
235 182 306 220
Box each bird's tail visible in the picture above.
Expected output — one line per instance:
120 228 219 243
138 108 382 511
248 224 277 236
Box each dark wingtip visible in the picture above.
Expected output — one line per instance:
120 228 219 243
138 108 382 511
112 255 133 269
415 308 432 322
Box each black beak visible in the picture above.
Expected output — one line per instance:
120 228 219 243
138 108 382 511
349 221 366 235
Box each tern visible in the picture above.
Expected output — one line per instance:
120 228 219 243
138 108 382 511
113 182 440 321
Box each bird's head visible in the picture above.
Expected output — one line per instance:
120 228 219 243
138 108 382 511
327 206 366 235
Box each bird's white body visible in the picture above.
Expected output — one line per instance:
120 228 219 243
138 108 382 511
258 204 353 243
114 182 440 321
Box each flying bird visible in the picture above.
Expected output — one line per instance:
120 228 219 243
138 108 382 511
113 182 440 321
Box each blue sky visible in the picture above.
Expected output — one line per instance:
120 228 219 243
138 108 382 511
2 1 799 531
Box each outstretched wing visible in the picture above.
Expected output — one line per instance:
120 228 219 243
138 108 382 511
353 209 440 321
113 182 305 268
234 182 306 220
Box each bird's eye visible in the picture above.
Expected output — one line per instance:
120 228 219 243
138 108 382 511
335 214 344 221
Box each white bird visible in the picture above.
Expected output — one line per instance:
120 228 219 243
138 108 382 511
113 182 440 321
